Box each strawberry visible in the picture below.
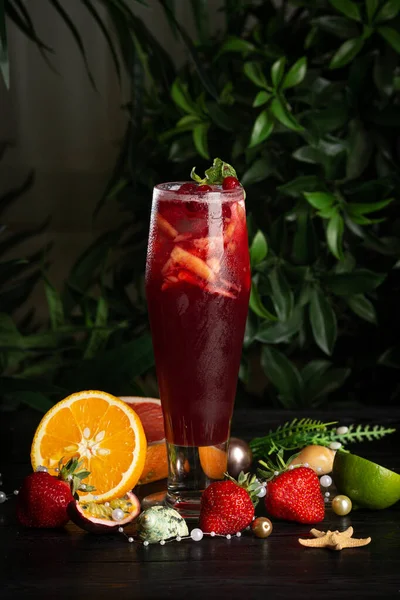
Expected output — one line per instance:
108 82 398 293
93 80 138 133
264 466 325 524
222 176 240 190
199 473 260 535
16 458 94 528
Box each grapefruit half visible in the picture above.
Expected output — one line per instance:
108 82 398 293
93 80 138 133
120 397 168 485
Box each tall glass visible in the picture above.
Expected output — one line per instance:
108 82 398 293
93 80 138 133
145 182 250 517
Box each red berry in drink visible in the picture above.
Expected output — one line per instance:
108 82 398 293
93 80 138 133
178 183 198 194
222 177 240 190
198 185 212 192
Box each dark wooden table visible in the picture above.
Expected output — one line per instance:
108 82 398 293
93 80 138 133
1 407 400 599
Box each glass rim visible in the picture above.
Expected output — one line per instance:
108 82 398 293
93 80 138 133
153 182 244 202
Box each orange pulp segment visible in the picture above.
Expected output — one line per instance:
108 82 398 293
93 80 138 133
31 390 147 503
199 446 228 480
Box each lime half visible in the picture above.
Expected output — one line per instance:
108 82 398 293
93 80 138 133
332 452 400 510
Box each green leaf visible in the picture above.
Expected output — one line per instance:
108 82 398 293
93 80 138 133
84 296 110 359
301 360 332 386
309 288 337 355
366 0 379 22
376 1 400 23
292 207 318 264
282 57 307 89
10 391 54 414
0 313 23 348
219 37 256 55
306 367 351 403
250 231 268 266
171 79 199 115
249 281 277 321
292 146 320 164
261 347 303 408
206 102 234 131
248 109 274 148
323 269 386 295
270 97 303 132
255 308 302 344
241 158 274 186
82 0 121 82
347 197 393 215
346 294 377 324
329 0 361 21
0 0 9 88
192 123 210 159
378 26 400 53
189 0 208 44
312 15 360 39
49 0 96 88
159 0 218 99
330 38 364 69
244 62 268 88
253 90 271 107
346 119 372 180
44 276 65 331
378 346 400 368
268 268 294 321
326 213 344 260
270 57 286 88
303 191 336 210
278 176 321 198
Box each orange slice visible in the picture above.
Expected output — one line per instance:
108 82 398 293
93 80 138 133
31 390 147 503
199 446 228 480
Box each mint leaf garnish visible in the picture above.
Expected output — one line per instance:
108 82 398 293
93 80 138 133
191 157 238 185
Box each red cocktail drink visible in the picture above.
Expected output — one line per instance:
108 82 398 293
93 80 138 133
145 180 250 514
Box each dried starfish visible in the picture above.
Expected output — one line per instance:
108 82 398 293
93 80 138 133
299 526 371 551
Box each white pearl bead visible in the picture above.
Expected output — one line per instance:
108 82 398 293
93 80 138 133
236 532 241 537
274 471 279 476
329 441 342 450
176 536 181 542
67 475 73 481
289 465 294 470
160 540 165 545
336 426 349 435
13 490 19 495
118 527 124 533
104 502 109 507
325 492 330 497
226 534 231 539
320 475 332 488
111 508 125 521
324 497 329 503
190 528 203 542
0 492 6 504
128 537 134 543
256 486 266 498
36 465 48 473
143 540 149 547
304 463 310 468
210 531 216 537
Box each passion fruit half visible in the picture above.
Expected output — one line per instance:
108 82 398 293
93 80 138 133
68 491 140 534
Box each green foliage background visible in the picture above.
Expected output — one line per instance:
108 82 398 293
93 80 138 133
1 0 399 412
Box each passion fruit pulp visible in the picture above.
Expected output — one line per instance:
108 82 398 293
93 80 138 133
68 491 140 534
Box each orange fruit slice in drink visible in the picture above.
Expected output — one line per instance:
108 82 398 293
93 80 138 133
121 397 169 485
199 446 228 480
31 390 147 502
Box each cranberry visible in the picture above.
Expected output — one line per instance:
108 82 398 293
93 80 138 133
198 185 212 192
178 183 198 194
222 176 240 190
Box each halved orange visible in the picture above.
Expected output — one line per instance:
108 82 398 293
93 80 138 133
31 390 147 503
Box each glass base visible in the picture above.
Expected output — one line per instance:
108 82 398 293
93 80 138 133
164 440 228 519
